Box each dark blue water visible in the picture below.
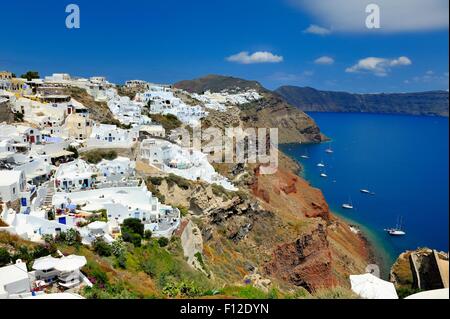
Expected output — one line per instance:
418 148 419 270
281 113 449 267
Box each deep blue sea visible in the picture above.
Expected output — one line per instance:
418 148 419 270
281 112 449 269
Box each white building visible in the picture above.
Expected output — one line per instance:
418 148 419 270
136 85 207 127
32 254 87 289
96 156 135 179
0 123 42 145
54 159 96 192
0 260 31 298
140 138 237 191
0 170 27 202
87 124 139 149
52 184 162 224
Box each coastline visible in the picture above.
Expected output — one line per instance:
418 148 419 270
282 144 394 278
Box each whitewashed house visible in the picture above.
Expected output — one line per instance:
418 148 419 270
0 170 27 203
0 260 31 298
87 123 139 148
54 159 96 192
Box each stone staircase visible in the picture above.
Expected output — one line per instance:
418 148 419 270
42 180 55 207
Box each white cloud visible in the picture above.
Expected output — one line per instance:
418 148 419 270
314 56 334 65
226 51 283 64
346 56 412 76
303 24 331 35
268 70 313 83
290 0 449 33
405 71 449 85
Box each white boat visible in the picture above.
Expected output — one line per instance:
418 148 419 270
325 145 334 154
342 197 354 209
360 189 375 195
387 229 406 236
385 217 406 236
317 161 325 167
300 149 309 159
320 173 328 178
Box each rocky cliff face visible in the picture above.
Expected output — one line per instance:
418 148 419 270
264 223 335 291
0 101 15 123
135 75 371 292
276 86 449 117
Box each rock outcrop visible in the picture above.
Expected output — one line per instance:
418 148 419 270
264 223 334 292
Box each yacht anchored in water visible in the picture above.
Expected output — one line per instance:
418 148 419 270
342 197 354 209
360 189 375 195
385 216 406 236
317 160 325 167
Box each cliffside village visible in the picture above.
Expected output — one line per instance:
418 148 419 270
0 70 262 299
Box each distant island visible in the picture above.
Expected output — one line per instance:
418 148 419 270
275 86 449 117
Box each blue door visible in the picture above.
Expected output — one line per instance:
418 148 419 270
58 217 66 225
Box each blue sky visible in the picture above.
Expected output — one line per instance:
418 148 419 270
0 0 448 92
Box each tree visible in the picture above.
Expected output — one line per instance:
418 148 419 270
158 237 169 247
20 71 40 81
93 239 112 257
122 218 144 237
122 231 142 247
144 230 152 240
0 248 11 267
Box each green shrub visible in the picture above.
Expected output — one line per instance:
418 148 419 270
122 218 144 237
55 229 81 246
144 230 152 240
162 280 202 298
93 239 112 257
177 205 189 217
158 237 169 247
148 176 162 186
166 174 191 190
149 114 182 131
0 248 11 267
81 150 118 164
122 231 141 247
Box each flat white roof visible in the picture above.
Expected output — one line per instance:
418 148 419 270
0 262 29 286
0 170 23 186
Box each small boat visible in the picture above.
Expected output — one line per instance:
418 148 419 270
320 173 328 178
385 216 406 236
342 197 354 209
317 161 325 167
300 149 309 159
325 148 334 154
360 189 370 194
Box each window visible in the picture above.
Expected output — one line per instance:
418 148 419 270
13 187 16 194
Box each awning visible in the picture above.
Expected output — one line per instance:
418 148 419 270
54 255 87 272
32 256 60 271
